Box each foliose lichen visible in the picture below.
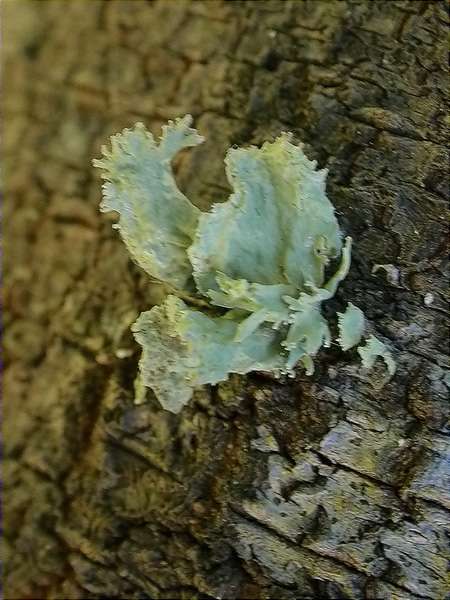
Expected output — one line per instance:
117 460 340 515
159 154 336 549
337 302 365 352
94 115 395 412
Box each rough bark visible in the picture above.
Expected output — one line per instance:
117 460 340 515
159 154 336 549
4 1 449 599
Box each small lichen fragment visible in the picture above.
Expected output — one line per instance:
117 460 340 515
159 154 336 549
337 302 365 351
95 116 394 412
358 335 396 377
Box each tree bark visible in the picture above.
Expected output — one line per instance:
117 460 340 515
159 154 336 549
4 1 449 599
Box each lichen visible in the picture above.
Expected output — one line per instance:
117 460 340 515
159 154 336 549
358 334 396 377
337 302 365 351
93 116 203 291
95 115 395 412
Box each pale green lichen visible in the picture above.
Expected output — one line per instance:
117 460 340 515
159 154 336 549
358 334 396 376
95 115 395 412
132 295 285 413
93 116 203 291
337 302 365 351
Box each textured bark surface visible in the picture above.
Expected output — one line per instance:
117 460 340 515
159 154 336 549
4 1 449 599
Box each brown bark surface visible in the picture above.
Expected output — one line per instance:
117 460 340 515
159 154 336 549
4 1 449 599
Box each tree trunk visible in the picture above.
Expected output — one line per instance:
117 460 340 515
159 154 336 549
4 1 449 598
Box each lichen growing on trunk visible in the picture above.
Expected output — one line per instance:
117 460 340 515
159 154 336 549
95 116 394 412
